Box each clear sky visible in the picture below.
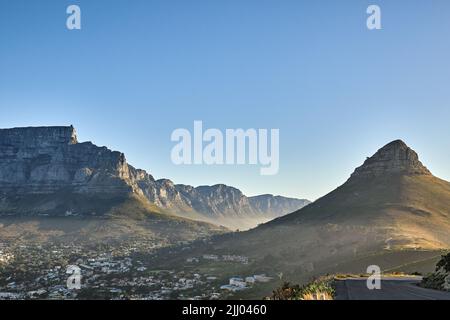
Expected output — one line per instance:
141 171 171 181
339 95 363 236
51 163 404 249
1 0 450 201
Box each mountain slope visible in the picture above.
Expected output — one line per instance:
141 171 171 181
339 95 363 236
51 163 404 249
0 126 308 229
137 179 309 230
166 184 310 230
0 126 226 243
249 194 309 218
0 193 224 245
269 140 450 250
196 140 450 283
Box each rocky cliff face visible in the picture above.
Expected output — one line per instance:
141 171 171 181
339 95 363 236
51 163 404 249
142 181 310 220
193 185 255 217
136 176 311 228
0 126 134 194
0 126 308 225
249 194 310 216
350 140 431 180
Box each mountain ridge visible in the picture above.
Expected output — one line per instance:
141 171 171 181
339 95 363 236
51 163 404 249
190 139 450 292
0 126 309 229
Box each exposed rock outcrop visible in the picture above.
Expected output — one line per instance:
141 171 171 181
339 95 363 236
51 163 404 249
0 126 308 226
249 194 310 216
0 126 134 194
350 139 431 180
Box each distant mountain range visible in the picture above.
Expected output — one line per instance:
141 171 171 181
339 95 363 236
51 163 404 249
141 181 309 230
0 126 309 230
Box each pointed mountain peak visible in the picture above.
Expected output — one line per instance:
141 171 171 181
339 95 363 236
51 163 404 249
383 139 408 148
350 140 432 179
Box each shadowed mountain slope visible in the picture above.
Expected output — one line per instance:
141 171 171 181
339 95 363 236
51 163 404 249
199 140 450 282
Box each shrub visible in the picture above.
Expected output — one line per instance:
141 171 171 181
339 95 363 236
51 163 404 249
436 253 450 272
420 252 450 291
268 276 335 300
421 273 447 291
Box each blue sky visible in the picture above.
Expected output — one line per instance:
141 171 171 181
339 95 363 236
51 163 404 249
1 0 450 200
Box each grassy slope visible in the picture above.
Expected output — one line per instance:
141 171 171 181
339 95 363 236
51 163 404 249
155 173 450 298
0 193 227 245
226 174 450 259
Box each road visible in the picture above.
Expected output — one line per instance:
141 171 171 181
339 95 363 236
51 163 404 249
335 277 450 300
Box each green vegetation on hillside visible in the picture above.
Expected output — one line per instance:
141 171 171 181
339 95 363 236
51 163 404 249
421 252 450 291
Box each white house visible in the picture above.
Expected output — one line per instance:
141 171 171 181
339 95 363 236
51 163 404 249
229 277 246 288
245 276 256 284
254 274 273 282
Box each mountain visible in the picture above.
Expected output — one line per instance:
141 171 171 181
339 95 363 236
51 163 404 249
187 140 450 292
0 126 308 230
0 126 226 244
136 176 309 230
249 194 309 217
148 183 310 230
0 126 153 215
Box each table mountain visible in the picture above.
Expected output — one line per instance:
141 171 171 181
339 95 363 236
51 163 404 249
0 126 308 230
0 126 225 244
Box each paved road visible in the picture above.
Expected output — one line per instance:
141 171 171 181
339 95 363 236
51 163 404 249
335 277 450 300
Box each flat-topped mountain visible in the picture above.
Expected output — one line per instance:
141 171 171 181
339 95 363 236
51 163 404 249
0 126 135 195
0 126 308 229
0 126 225 244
